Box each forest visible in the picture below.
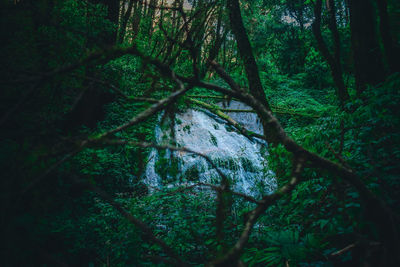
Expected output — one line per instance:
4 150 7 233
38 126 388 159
1 0 399 266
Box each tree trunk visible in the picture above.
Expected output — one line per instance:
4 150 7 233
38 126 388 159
327 0 341 69
312 0 349 106
226 0 271 111
132 0 143 40
89 0 119 46
348 0 385 94
146 0 158 43
375 0 400 73
226 0 279 144
118 0 134 43
102 0 119 45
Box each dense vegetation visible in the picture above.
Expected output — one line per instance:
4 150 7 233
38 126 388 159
1 0 399 266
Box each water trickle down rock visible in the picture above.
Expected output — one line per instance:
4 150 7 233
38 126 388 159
144 100 276 197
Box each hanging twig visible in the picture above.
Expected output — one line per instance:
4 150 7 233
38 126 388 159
81 181 188 267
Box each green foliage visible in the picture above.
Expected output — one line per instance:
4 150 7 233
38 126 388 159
215 157 241 171
183 124 191 133
155 156 181 183
124 189 219 265
183 165 201 181
244 229 327 267
262 74 400 265
240 157 258 172
209 132 218 146
1 0 399 266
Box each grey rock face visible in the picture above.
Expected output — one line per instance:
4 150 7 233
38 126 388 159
144 101 276 197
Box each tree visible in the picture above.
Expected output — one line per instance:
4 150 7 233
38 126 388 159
348 0 386 94
1 0 399 266
312 0 349 106
375 0 400 74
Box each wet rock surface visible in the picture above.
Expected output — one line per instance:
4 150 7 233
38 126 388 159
144 101 276 196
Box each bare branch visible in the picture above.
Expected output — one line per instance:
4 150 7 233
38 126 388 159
330 243 357 257
92 139 230 184
21 147 83 195
0 45 163 126
208 60 242 92
81 181 188 267
69 42 399 261
208 157 306 266
152 182 260 205
69 74 160 103
187 98 263 140
22 63 191 194
95 84 190 140
192 63 399 260
196 183 260 204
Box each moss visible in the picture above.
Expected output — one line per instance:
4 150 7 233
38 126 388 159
158 149 166 159
240 157 258 172
161 133 170 142
155 157 168 177
184 165 200 181
260 145 267 156
225 125 234 132
155 156 180 184
215 157 240 171
183 125 191 133
209 132 218 147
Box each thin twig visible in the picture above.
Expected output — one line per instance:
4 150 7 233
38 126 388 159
330 243 357 257
149 182 260 204
82 181 188 267
93 139 230 184
325 141 351 169
208 156 306 266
